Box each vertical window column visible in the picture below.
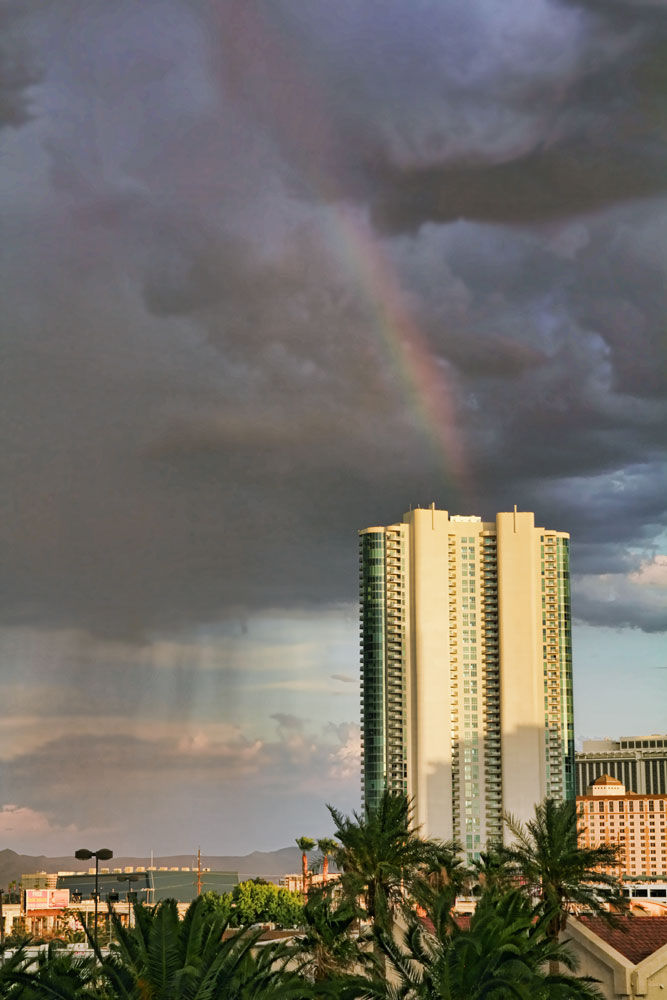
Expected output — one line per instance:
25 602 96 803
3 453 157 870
481 533 502 847
360 532 387 812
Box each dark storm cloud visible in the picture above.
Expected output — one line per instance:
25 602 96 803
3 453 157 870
0 0 41 129
0 0 665 649
368 10 667 231
371 145 666 230
567 0 667 19
207 0 667 228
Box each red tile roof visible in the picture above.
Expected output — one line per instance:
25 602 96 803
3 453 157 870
419 913 471 934
578 916 667 965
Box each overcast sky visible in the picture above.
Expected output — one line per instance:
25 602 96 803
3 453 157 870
1 0 665 858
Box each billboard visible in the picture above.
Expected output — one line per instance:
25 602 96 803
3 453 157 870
25 888 70 910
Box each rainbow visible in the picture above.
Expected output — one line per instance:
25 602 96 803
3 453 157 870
212 2 473 502
328 204 471 498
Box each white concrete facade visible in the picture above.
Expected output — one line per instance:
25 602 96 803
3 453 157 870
359 506 574 858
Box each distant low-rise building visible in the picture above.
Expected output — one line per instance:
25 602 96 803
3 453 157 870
0 902 22 939
576 735 667 795
21 872 58 890
56 866 238 904
577 775 666 879
281 872 340 894
1 868 241 941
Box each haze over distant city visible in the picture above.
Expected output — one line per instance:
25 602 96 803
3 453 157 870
0 0 665 857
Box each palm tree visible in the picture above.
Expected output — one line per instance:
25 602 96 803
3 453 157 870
345 888 603 1000
423 840 468 896
293 889 371 983
317 838 338 884
295 837 316 895
408 840 469 938
0 941 34 999
328 790 456 927
0 939 100 999
469 847 514 897
503 798 627 946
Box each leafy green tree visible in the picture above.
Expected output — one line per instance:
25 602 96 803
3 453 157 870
346 888 603 1000
328 790 456 927
295 837 315 895
231 880 303 928
271 888 304 929
503 798 627 945
199 889 233 924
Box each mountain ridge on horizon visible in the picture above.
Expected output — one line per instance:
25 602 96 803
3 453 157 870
0 846 305 888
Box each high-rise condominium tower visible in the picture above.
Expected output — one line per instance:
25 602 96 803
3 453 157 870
359 506 574 859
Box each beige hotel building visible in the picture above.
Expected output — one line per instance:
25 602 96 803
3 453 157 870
359 506 574 860
578 775 667 878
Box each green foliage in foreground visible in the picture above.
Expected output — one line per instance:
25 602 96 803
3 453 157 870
1 888 604 1000
0 794 625 999
1 896 309 1000
1 940 100 999
291 889 373 983
347 888 604 1000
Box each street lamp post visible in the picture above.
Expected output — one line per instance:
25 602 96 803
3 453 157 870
74 848 113 948
117 874 140 928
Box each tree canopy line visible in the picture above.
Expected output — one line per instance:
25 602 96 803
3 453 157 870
0 792 626 999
